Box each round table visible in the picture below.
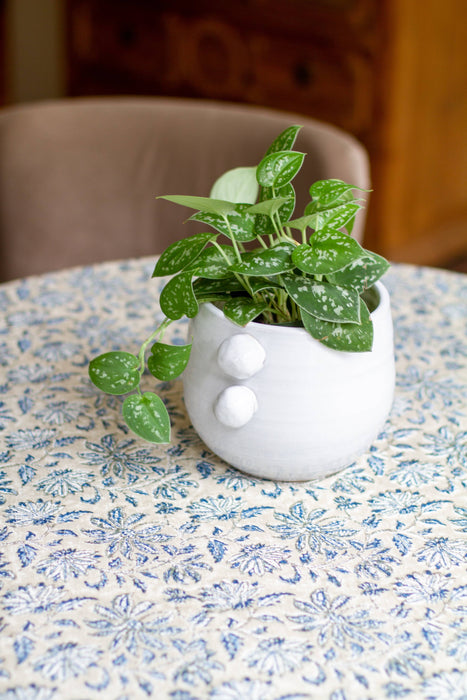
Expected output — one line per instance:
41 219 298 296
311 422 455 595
0 259 466 699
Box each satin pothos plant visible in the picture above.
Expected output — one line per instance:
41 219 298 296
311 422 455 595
89 125 390 444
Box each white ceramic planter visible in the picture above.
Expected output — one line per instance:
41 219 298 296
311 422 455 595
183 282 395 481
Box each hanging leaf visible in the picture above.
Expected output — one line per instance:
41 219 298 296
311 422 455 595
157 194 236 216
210 166 259 204
301 298 374 352
159 271 198 319
327 251 390 292
283 274 361 324
88 352 140 395
223 297 269 326
256 151 305 189
148 342 192 381
292 229 364 275
190 203 257 242
123 392 171 443
265 125 302 155
230 241 296 276
152 232 214 277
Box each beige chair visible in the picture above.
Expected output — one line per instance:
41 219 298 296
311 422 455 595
0 96 370 282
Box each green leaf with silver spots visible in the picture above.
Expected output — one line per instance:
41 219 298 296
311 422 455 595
185 245 236 279
190 203 257 242
88 352 140 395
293 228 364 275
265 125 302 155
223 297 269 326
283 274 361 324
304 200 361 233
159 271 198 320
230 241 296 276
309 179 361 207
327 251 390 292
123 392 171 443
256 150 305 189
148 342 192 381
152 232 214 277
301 298 373 352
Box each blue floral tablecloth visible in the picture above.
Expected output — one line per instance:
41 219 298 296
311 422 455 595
0 259 466 700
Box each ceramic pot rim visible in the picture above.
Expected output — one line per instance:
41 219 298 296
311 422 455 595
201 280 389 338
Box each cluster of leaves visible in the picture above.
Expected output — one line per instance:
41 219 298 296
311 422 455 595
89 125 389 443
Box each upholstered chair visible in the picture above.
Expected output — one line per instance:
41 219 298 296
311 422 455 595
0 97 370 281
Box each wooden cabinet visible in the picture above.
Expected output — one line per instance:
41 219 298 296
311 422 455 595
65 0 467 266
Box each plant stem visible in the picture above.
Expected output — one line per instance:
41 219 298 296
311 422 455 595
211 230 255 299
211 239 232 264
263 288 293 324
270 211 283 241
222 214 242 264
137 317 172 373
218 216 258 298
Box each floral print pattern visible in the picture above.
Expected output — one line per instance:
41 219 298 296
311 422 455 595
0 258 466 699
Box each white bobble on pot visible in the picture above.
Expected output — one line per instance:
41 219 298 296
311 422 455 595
214 385 258 428
217 333 266 379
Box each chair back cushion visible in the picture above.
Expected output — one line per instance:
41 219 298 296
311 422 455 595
0 97 369 280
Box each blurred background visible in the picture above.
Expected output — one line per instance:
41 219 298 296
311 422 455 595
1 0 466 269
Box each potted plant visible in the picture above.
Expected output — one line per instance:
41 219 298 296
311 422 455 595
89 125 394 481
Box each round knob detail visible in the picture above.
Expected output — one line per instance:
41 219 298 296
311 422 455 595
217 333 266 379
214 385 258 428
